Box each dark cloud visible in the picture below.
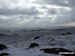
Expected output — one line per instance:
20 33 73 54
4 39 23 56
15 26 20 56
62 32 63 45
47 8 57 15
0 7 41 16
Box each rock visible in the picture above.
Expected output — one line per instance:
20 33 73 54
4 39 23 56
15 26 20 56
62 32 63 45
0 34 7 37
62 33 66 35
34 36 40 40
0 44 7 50
40 48 75 56
62 32 72 35
32 30 35 31
67 32 72 34
50 39 55 41
0 53 9 56
29 43 39 48
62 54 75 56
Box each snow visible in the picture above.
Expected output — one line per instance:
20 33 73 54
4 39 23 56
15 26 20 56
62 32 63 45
0 30 75 56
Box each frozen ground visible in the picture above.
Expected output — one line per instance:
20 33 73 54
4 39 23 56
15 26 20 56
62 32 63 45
0 29 75 56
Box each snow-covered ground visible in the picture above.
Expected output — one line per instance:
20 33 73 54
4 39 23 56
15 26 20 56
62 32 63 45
0 29 75 56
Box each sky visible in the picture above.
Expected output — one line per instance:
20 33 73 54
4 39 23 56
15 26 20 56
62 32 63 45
0 0 75 29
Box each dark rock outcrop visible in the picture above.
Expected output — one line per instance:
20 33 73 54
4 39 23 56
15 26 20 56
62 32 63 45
62 33 66 35
32 30 35 31
0 53 9 56
62 32 72 35
0 44 7 50
67 32 72 34
0 34 7 37
40 48 75 56
29 43 39 48
34 36 40 40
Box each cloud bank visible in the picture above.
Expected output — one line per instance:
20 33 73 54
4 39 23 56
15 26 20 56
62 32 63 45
0 0 75 29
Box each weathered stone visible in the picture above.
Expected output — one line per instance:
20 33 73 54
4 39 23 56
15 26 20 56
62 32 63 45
0 53 9 56
40 48 75 56
29 43 39 48
67 32 72 34
0 44 7 50
34 36 40 40
62 33 66 35
0 34 7 37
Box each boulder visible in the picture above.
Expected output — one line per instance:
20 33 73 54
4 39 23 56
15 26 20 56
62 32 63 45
62 32 72 35
34 36 40 40
0 53 9 56
62 33 66 35
40 48 75 56
0 34 7 37
67 32 72 34
29 43 39 48
0 44 7 50
32 30 35 31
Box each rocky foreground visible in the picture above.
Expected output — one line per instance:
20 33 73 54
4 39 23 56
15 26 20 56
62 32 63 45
0 29 75 56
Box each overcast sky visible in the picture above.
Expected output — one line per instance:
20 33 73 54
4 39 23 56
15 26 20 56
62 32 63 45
0 0 75 29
